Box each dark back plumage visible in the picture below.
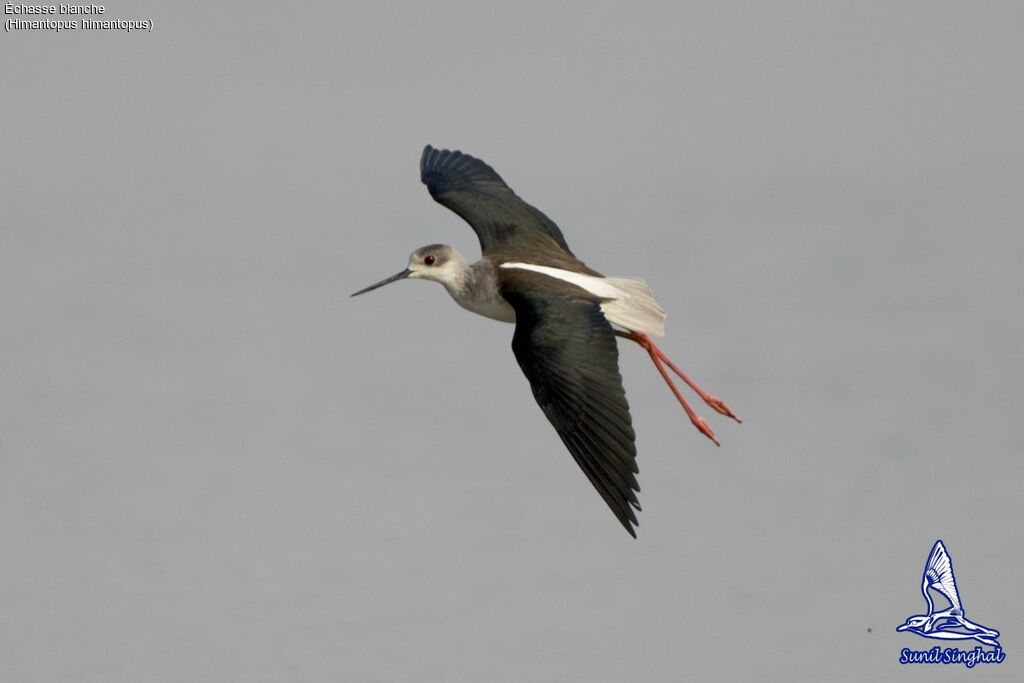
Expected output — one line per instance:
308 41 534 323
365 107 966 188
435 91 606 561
420 145 576 257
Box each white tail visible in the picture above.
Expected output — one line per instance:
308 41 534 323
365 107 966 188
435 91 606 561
599 276 666 337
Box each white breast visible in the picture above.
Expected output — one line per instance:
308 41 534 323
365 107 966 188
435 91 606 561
501 262 666 337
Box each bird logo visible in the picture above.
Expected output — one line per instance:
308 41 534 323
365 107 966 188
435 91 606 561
897 540 1001 647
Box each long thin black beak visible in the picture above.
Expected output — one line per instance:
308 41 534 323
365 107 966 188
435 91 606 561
350 268 412 297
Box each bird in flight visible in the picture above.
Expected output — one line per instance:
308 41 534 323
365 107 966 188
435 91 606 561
352 146 739 536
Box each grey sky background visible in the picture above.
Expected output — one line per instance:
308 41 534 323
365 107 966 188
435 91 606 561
2 2 1022 681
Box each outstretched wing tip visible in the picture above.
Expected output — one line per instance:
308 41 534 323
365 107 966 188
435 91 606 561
417 145 575 254
421 145 505 192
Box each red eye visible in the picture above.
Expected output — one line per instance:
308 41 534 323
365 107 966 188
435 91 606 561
423 254 436 266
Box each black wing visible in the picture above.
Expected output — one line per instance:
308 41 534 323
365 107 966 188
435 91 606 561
420 145 575 256
503 280 641 537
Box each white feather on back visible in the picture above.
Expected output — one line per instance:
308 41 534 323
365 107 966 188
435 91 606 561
501 263 667 337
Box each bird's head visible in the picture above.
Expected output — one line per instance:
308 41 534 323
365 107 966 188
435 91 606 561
897 615 930 632
350 244 467 297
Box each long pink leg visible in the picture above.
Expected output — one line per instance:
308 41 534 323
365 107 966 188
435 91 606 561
650 342 741 423
616 331 741 445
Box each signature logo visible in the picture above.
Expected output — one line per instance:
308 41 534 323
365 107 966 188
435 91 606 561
897 540 1005 668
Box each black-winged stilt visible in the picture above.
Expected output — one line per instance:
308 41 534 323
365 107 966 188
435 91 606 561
352 146 739 536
